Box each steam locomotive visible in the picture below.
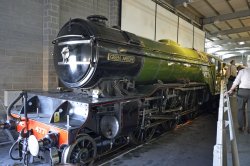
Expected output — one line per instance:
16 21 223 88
2 15 222 165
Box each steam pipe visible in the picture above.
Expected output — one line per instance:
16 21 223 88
7 92 23 120
7 91 27 121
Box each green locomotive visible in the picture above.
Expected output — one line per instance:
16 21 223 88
53 15 222 97
4 15 223 165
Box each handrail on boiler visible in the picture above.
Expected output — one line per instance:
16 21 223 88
213 80 240 166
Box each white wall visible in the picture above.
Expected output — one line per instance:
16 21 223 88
121 0 205 51
121 0 155 40
156 5 178 41
178 18 193 48
194 27 205 51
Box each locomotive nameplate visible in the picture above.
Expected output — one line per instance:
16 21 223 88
107 53 135 63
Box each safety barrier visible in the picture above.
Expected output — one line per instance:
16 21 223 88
213 81 240 166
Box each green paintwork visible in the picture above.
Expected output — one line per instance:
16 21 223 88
134 37 218 94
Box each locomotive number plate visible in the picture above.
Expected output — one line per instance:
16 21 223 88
35 126 47 135
107 53 135 63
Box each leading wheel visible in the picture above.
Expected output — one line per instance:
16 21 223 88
62 134 97 166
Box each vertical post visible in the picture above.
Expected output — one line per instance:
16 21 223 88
192 23 194 48
118 0 122 27
66 115 71 129
177 16 179 43
241 53 244 65
36 108 40 118
154 3 157 41
204 32 206 52
23 91 28 121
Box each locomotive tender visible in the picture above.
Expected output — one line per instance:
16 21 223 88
2 15 222 165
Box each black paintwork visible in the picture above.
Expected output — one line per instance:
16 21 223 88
16 90 141 144
53 18 143 89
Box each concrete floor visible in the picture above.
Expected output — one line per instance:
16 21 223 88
101 113 217 166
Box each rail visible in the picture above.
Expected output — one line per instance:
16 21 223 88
213 81 240 166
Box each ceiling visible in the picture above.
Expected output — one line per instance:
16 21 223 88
161 0 250 59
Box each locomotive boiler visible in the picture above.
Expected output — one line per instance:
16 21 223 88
2 15 222 165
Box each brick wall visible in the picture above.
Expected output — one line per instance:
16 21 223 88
43 0 60 90
60 0 119 27
0 0 43 101
0 0 119 100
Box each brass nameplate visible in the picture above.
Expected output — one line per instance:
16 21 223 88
54 112 60 122
107 53 135 63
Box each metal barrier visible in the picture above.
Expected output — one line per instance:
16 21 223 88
213 81 240 166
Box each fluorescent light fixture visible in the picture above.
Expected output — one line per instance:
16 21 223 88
239 41 245 45
205 42 213 48
209 37 219 41
238 50 246 54
214 45 222 48
215 52 225 56
222 54 238 59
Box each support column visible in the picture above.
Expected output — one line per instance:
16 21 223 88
43 0 60 90
243 54 248 66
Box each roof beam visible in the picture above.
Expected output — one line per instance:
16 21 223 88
222 43 250 50
154 0 202 28
203 0 220 15
207 44 250 54
202 9 250 25
245 0 250 9
212 37 250 45
222 53 249 61
206 26 250 38
214 49 250 55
